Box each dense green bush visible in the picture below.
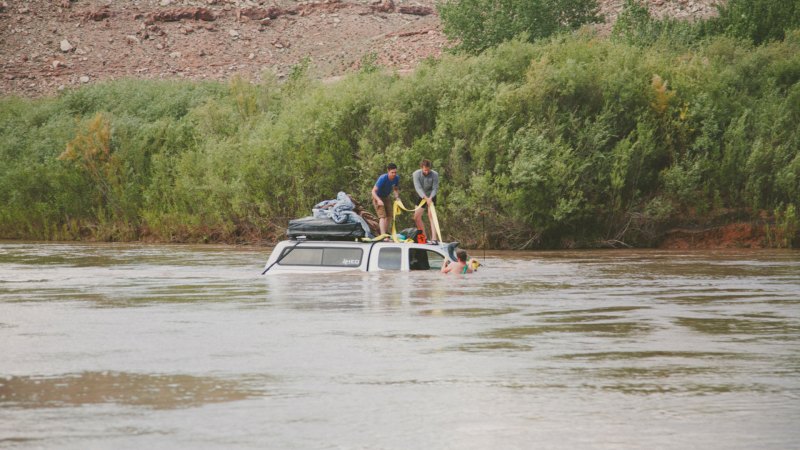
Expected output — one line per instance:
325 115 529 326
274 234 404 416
613 0 800 47
612 0 704 47
713 0 800 45
1 33 798 247
438 0 602 54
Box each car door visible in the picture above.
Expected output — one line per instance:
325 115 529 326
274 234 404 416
408 247 446 271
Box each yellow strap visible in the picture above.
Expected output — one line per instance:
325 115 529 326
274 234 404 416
428 201 442 242
393 198 425 213
359 233 413 243
359 234 391 242
391 199 423 242
391 199 442 242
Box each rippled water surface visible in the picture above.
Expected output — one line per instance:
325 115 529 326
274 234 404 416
1 242 799 449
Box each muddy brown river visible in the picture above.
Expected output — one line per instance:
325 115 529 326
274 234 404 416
1 242 799 449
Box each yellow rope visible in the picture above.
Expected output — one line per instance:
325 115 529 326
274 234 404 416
392 199 442 242
359 234 390 242
428 201 442 242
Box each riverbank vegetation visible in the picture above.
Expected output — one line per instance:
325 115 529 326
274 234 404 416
1 1 799 248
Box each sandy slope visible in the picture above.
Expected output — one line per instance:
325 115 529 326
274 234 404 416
1 0 723 97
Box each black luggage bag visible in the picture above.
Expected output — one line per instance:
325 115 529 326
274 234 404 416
286 216 365 240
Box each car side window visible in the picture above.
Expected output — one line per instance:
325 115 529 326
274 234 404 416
322 248 363 267
378 247 402 270
279 247 362 267
409 248 445 270
279 248 322 265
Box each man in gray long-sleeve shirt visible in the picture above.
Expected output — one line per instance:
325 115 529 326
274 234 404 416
412 159 440 242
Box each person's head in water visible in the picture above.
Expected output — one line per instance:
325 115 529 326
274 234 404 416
456 249 468 263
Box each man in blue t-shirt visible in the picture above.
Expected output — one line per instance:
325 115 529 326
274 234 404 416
371 163 400 236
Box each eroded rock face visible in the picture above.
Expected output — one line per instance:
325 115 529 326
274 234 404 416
238 6 287 21
85 6 112 21
146 7 216 24
0 0 724 97
397 6 433 16
372 0 395 13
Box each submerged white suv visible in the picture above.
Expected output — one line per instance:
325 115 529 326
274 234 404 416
261 239 456 275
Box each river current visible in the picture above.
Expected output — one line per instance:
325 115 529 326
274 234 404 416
1 242 799 449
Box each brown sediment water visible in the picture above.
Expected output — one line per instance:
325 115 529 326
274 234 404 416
1 243 798 449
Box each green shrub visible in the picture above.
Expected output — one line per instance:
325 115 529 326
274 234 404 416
438 0 602 54
614 0 800 47
612 0 704 47
712 0 800 44
2 33 799 247
768 203 799 247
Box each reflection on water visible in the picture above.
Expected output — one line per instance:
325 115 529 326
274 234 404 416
418 307 519 317
1 243 799 449
676 317 800 336
532 306 649 315
556 351 748 361
452 341 534 352
0 372 267 409
482 321 652 338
